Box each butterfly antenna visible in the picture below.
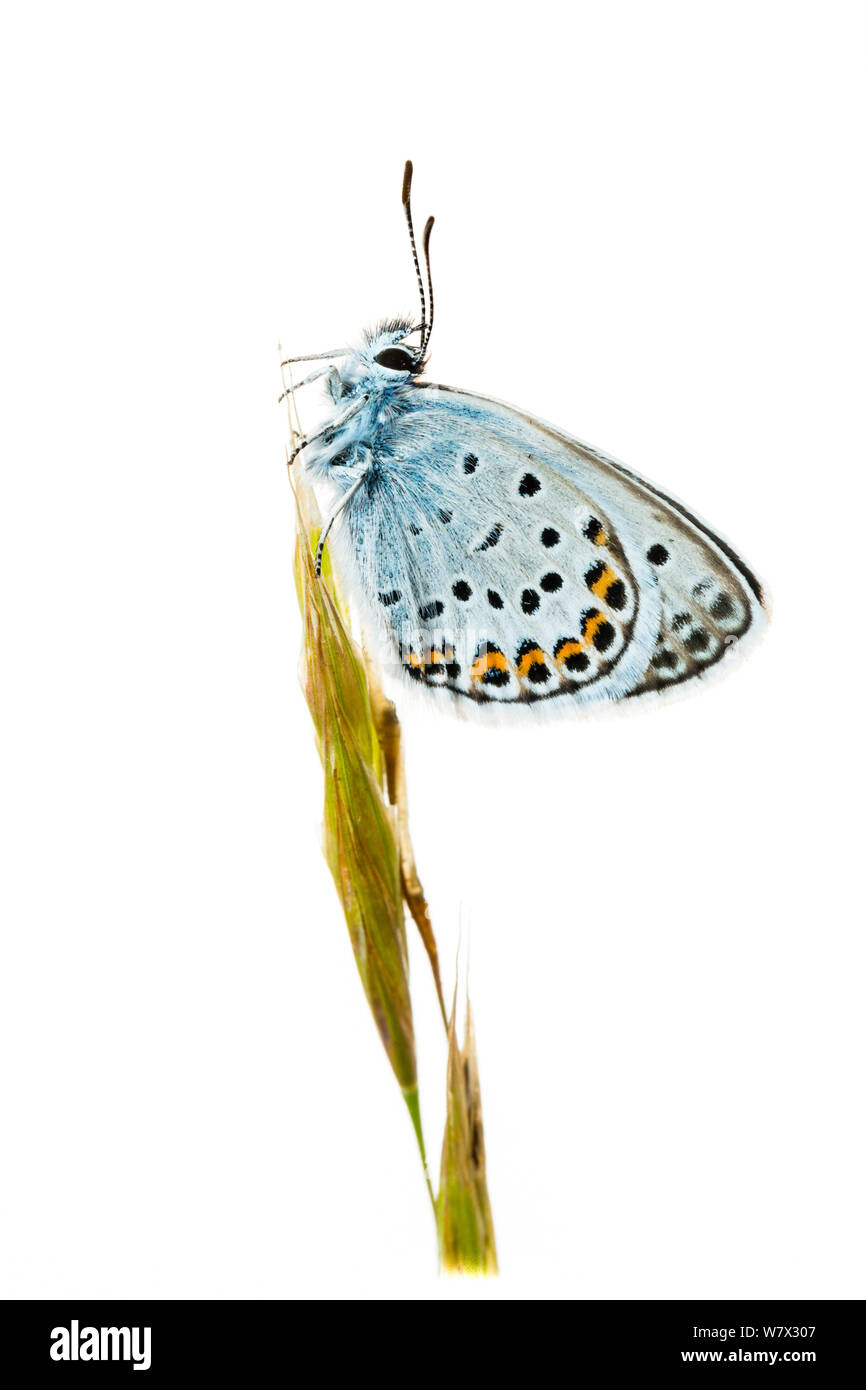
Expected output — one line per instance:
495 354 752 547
421 215 434 355
402 160 427 362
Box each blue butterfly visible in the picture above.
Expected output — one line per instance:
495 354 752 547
283 162 766 715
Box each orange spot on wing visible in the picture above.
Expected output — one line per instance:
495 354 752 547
554 640 583 666
471 647 509 680
516 646 546 678
590 563 616 597
582 612 606 646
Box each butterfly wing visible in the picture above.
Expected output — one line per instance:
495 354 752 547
329 383 765 711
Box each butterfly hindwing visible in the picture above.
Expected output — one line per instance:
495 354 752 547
332 383 764 712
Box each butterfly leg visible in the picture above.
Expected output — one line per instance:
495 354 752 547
315 461 371 578
280 347 349 367
278 363 332 403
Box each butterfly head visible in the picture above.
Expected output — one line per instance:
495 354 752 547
355 317 425 381
369 324 423 377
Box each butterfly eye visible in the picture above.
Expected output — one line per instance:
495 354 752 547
374 346 415 371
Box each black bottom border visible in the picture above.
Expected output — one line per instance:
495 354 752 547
1 1299 861 1377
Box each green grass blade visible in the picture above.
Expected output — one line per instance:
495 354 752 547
292 476 432 1196
437 993 498 1275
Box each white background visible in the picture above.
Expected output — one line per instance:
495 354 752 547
1 1 864 1300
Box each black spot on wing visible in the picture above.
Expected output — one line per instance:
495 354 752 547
605 579 626 610
526 662 549 684
651 648 678 670
594 622 615 652
476 523 503 552
684 627 710 654
711 592 734 620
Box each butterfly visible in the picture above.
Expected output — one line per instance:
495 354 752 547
282 162 766 716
